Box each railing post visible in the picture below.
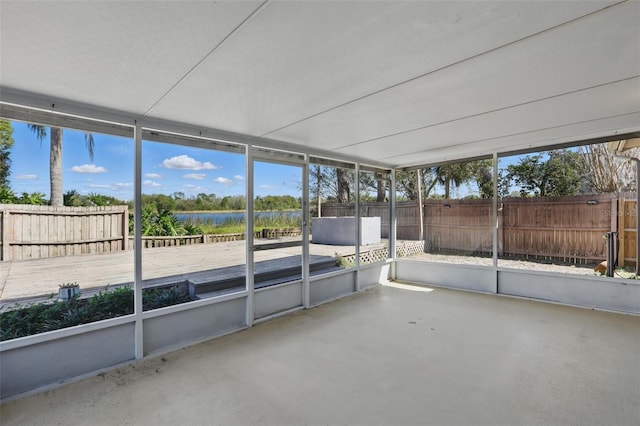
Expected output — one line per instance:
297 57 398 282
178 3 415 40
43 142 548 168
133 122 143 360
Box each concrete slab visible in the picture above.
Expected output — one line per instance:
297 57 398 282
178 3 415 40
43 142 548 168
2 284 639 425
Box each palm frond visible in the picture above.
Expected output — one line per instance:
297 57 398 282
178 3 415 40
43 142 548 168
84 133 95 161
27 124 47 143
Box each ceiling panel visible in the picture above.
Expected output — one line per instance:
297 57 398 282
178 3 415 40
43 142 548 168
0 1 261 114
268 1 639 152
0 1 638 169
388 112 640 167
148 1 616 136
339 78 640 166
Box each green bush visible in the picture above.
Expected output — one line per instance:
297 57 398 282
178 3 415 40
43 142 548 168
0 285 192 341
143 285 191 311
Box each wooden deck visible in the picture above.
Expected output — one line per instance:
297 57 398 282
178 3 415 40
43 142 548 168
0 237 387 305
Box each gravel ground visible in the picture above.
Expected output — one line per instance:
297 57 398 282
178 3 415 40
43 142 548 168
404 252 600 276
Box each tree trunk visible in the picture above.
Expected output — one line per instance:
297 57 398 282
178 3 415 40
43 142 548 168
376 178 386 202
316 168 322 217
49 127 63 206
336 168 350 203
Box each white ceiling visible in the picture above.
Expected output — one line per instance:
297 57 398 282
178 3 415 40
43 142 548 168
1 1 639 168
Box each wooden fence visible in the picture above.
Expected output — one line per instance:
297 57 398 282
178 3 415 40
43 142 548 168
420 193 635 265
2 195 636 267
0 204 128 261
498 194 617 264
322 193 637 266
423 198 493 256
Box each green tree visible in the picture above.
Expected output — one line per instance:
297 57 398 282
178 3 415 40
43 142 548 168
28 125 94 206
467 160 493 198
0 120 15 187
336 168 352 203
507 149 583 197
435 163 472 199
63 189 82 206
309 165 355 205
360 171 389 202
396 167 439 201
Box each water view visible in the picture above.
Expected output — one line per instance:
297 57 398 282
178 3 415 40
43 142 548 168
176 210 302 225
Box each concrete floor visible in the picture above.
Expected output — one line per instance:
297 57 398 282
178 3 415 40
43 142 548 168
2 283 639 426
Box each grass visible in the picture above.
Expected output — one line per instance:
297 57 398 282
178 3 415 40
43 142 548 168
184 212 302 235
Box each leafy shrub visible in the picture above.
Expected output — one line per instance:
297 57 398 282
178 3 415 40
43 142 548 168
182 222 203 235
143 285 191 311
131 206 196 237
0 187 47 205
0 285 192 341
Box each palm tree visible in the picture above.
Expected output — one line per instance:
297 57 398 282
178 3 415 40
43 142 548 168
28 125 94 206
436 163 472 199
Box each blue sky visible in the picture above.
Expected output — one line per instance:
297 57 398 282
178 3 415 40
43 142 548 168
8 120 535 202
8 121 302 200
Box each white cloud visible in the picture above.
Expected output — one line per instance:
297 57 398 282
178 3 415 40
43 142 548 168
113 183 132 190
87 182 132 190
214 177 232 185
70 164 107 174
234 175 245 181
183 173 206 180
15 174 38 180
144 180 163 188
161 155 218 170
145 173 163 179
259 184 274 189
183 184 207 192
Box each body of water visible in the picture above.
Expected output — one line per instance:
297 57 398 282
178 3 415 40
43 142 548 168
176 210 302 225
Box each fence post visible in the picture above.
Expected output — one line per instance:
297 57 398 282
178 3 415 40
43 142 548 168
1 208 9 261
619 197 626 268
122 206 129 251
498 202 505 257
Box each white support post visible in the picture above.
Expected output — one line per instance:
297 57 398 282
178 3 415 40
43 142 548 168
390 169 397 280
134 122 144 359
355 164 361 291
302 159 310 308
246 147 255 327
632 159 640 277
492 152 499 293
